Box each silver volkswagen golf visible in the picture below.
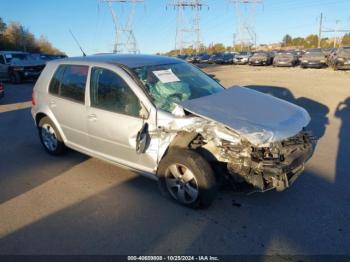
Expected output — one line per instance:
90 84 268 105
32 54 316 208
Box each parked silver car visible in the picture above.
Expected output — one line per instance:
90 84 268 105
32 54 316 208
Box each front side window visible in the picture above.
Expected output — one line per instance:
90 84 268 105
132 62 224 112
49 65 88 103
90 67 141 117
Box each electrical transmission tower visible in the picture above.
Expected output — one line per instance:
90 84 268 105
318 14 350 48
229 0 262 51
101 0 143 54
167 0 207 55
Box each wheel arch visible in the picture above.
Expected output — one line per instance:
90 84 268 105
34 111 67 143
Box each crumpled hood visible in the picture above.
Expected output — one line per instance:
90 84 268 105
179 86 311 146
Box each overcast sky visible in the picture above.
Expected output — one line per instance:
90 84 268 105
0 0 349 56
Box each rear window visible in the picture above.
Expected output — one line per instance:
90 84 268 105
49 65 89 103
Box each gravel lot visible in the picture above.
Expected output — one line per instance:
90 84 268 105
0 65 349 256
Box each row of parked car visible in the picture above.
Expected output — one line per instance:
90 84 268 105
0 51 67 84
176 46 350 70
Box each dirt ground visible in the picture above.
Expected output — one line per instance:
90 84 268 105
0 65 349 256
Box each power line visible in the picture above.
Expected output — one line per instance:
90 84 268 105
319 16 350 47
228 0 262 51
101 0 143 54
167 0 208 54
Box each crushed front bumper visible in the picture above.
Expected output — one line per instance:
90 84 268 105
226 131 315 192
261 144 314 191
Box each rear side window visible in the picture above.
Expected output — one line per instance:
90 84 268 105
49 65 65 95
49 65 89 103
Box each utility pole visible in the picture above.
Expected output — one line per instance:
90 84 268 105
101 0 143 54
318 12 323 48
320 18 350 48
229 0 262 51
334 20 339 48
167 0 207 55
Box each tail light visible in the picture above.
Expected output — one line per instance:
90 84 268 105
0 83 3 91
32 89 36 106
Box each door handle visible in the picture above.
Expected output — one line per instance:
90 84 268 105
88 114 97 121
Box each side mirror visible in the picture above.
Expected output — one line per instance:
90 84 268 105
136 122 150 154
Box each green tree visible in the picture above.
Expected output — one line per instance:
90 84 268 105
304 34 318 48
282 34 293 47
341 33 350 46
0 17 6 34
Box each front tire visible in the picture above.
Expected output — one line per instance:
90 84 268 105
157 149 217 208
38 116 66 155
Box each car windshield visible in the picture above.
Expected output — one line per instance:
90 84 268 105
304 50 323 56
277 53 293 58
132 62 224 112
4 53 29 63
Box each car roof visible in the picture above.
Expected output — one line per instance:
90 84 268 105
50 54 183 69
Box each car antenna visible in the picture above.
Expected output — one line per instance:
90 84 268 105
69 29 87 57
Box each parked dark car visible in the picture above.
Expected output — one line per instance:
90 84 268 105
0 82 4 99
176 54 188 60
197 53 211 63
221 53 234 64
186 54 196 63
208 53 223 64
233 52 252 65
273 52 299 67
329 46 350 70
249 52 273 66
300 49 327 69
0 51 46 84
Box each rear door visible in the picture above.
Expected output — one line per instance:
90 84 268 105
87 66 157 172
47 64 89 149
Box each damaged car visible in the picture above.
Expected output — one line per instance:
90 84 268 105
300 48 327 69
329 46 350 70
273 52 299 67
32 54 316 208
249 52 273 66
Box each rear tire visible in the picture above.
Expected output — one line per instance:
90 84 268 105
38 116 66 155
157 149 217 208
